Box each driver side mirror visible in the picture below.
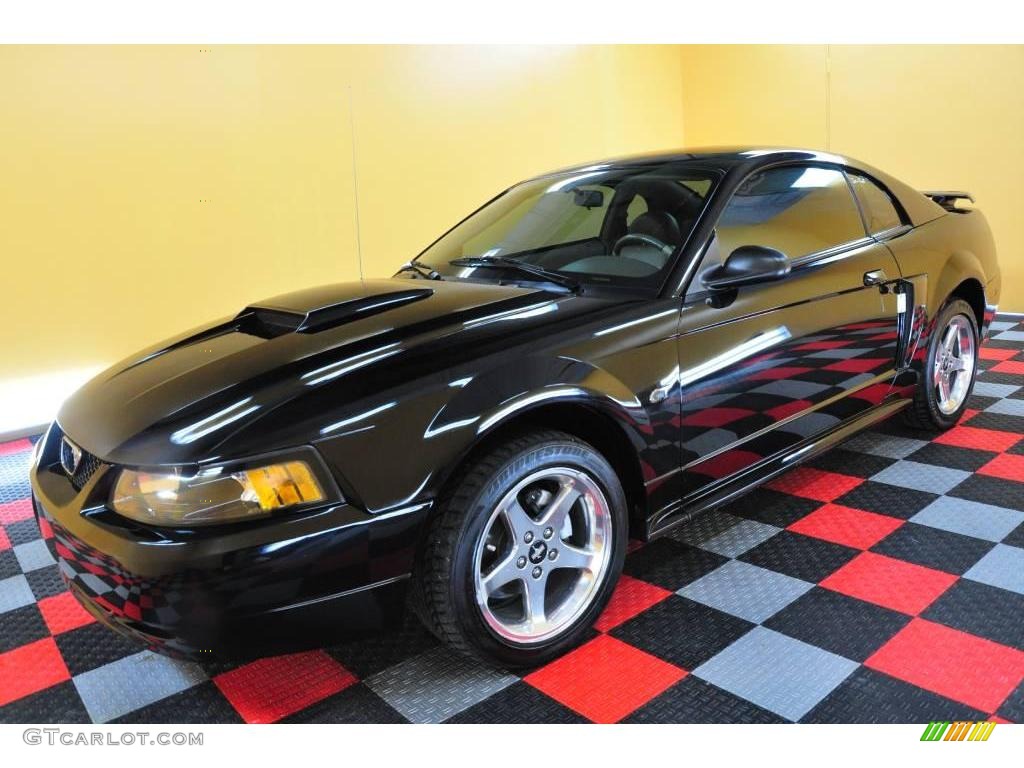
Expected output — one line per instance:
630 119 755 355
701 245 791 291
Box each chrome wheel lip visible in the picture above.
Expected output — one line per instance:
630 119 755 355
472 466 612 645
933 313 976 416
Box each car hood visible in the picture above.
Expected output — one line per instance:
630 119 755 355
58 278 616 466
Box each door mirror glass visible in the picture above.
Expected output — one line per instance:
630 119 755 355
701 245 791 291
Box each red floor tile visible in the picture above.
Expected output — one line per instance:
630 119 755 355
766 399 813 421
977 453 1024 483
793 340 855 351
0 638 71 707
594 575 673 632
788 503 904 550
524 634 685 723
749 366 813 381
820 551 957 615
694 449 762 480
213 650 357 723
765 466 863 503
0 438 32 457
991 360 1024 375
934 425 1021 453
0 498 33 526
0 527 9 552
866 618 1024 713
38 591 97 635
681 407 755 428
850 383 893 405
823 358 890 374
979 347 1018 361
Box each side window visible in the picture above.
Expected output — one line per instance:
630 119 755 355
715 165 866 262
847 172 903 235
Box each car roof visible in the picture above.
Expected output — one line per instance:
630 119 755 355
542 147 945 227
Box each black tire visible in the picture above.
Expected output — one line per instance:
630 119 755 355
412 429 627 668
904 298 980 431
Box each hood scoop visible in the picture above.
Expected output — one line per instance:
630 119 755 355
237 287 434 338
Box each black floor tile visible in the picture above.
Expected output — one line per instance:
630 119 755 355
283 682 408 724
835 481 938 519
623 538 728 592
625 676 787 723
0 604 49 654
922 579 1024 651
0 680 91 724
997 680 1024 723
803 667 987 723
807 448 896 479
949 474 1024 512
1004 522 1024 549
448 681 586 724
739 530 859 583
719 488 823 528
26 565 66 601
54 622 142 677
610 594 755 670
906 442 998 472
764 587 910 662
871 522 996 575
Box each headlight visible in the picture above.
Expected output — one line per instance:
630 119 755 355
111 459 327 527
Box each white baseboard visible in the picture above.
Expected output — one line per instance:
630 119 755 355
0 365 104 441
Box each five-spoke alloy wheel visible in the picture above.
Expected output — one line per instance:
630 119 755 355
473 467 612 644
906 298 980 431
413 430 626 667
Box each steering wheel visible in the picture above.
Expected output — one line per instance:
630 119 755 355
612 232 673 256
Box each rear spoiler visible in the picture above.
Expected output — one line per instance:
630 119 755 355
923 190 974 211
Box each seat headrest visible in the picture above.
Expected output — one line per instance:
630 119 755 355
629 211 682 246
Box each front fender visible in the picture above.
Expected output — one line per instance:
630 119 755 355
312 354 646 514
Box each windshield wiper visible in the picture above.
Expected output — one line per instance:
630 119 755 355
449 256 580 292
396 261 443 280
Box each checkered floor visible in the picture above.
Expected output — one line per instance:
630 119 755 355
2 316 1024 724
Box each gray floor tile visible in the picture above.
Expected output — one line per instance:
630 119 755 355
986 398 1024 417
973 382 1021 399
679 560 813 623
844 433 929 460
693 626 858 721
0 574 36 614
964 544 1024 595
871 460 971 495
365 646 517 723
911 496 1024 543
73 651 207 723
700 519 781 558
14 539 56 573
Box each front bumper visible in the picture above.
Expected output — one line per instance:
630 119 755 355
30 427 428 660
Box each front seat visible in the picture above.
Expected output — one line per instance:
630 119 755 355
620 211 682 269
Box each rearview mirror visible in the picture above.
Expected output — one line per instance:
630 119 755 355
701 245 791 291
572 188 604 209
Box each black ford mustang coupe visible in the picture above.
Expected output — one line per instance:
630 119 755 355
31 148 1000 666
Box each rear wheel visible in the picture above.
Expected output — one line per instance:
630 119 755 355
904 298 979 431
413 430 627 668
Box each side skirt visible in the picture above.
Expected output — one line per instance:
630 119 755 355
645 396 912 540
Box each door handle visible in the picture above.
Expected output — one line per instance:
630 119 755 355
863 269 887 286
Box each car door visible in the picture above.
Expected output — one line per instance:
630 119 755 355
670 164 904 505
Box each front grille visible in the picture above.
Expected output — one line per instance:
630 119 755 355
55 427 104 490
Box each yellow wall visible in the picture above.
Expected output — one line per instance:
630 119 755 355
4 44 1021 398
680 44 1024 310
0 45 686 383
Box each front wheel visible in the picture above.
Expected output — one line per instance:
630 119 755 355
412 430 627 668
904 298 979 431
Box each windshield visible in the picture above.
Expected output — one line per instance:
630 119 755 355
414 163 719 291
